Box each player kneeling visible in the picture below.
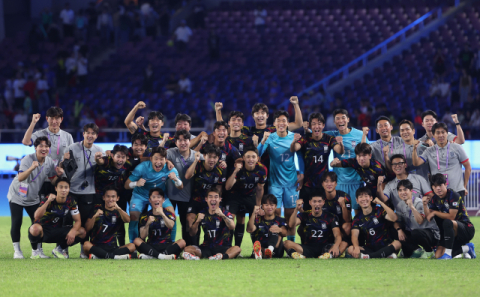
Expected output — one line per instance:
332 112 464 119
183 189 240 260
134 188 185 260
28 178 86 259
83 186 135 259
247 194 287 259
347 187 401 259
284 193 345 259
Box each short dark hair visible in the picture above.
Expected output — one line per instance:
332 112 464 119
112 144 129 156
390 154 406 164
432 122 448 135
202 144 222 158
150 146 167 158
34 136 51 148
311 191 325 200
46 106 63 118
309 112 325 124
261 194 277 205
430 173 447 186
213 121 228 131
174 113 192 126
83 123 99 135
149 187 165 198
397 179 413 191
354 143 372 155
148 111 164 122
131 133 148 146
356 187 372 198
251 103 269 116
333 109 349 118
243 145 259 156
174 129 192 141
273 110 289 122
55 177 70 187
375 116 391 127
321 171 338 183
104 185 119 196
421 110 438 121
206 188 220 197
229 111 245 122
398 119 414 130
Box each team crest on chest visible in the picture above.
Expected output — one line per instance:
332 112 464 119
351 140 357 147
112 216 117 224
216 220 221 228
214 177 219 183
255 177 259 182
321 223 327 229
324 145 328 153
239 144 244 151
336 206 341 214
222 153 226 160
372 217 379 225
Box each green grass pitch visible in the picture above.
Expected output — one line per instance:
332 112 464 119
0 217 479 297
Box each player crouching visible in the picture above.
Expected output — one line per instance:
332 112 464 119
347 187 401 259
285 193 346 259
28 178 86 259
134 188 185 260
247 194 287 259
183 189 240 260
83 186 135 259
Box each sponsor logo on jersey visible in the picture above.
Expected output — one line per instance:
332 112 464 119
239 144 244 151
187 207 192 212
222 153 226 160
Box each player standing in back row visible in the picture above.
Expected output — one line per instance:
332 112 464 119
324 109 367 211
257 110 304 242
290 112 344 209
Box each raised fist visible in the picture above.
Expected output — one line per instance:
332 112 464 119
95 152 103 160
30 161 39 169
136 101 146 109
451 114 459 124
335 136 343 144
137 178 146 187
31 113 41 124
215 102 223 111
289 96 299 105
293 133 302 142
362 127 370 135
194 151 201 162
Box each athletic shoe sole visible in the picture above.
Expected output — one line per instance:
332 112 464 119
253 241 262 260
264 248 272 259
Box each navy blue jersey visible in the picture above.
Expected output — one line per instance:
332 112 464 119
251 215 287 245
229 162 267 196
133 128 164 157
35 196 79 228
139 209 176 244
89 204 123 247
192 161 226 202
297 133 338 188
322 190 352 226
226 134 254 156
341 158 385 195
199 208 233 248
201 142 241 175
352 206 393 249
297 211 340 246
429 189 471 225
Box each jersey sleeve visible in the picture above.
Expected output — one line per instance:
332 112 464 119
340 158 357 168
129 162 145 182
89 204 102 218
329 135 339 149
218 167 227 185
278 217 288 228
414 200 426 217
139 214 148 228
447 132 457 143
331 214 340 228
457 145 469 163
230 146 242 161
419 148 429 163
417 175 433 196
30 130 41 146
19 156 31 172
258 163 268 184
194 162 201 175
383 183 393 201
297 212 306 222
165 210 176 222
428 200 438 211
447 192 460 210
297 136 307 148
344 194 352 212
223 210 234 220
295 151 304 174
352 218 360 230
38 196 49 207
69 198 79 216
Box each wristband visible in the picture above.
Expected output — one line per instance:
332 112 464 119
455 122 461 126
396 228 401 231
129 181 138 188
174 178 183 187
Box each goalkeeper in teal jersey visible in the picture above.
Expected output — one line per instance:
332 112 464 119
324 109 368 211
257 110 304 242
